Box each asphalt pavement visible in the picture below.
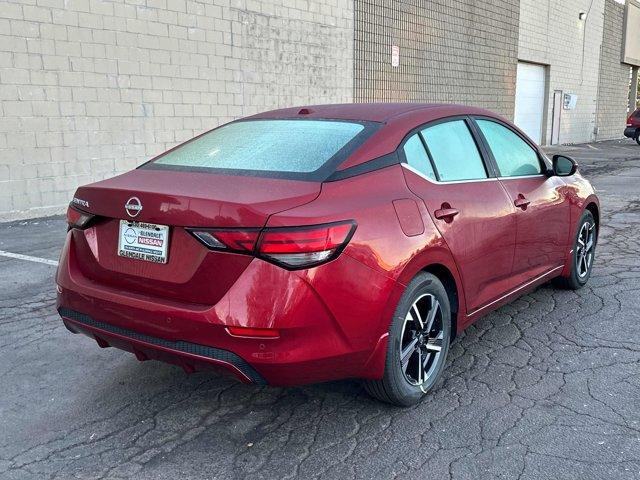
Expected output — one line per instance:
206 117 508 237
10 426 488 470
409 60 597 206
1 139 639 480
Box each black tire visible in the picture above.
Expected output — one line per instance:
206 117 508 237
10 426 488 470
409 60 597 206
554 210 597 290
636 132 640 146
364 272 451 407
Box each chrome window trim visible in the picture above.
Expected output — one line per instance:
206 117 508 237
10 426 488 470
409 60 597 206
401 163 498 185
497 174 548 180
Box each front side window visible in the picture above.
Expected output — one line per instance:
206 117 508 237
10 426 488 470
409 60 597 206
402 134 437 181
146 119 371 179
421 120 487 182
476 119 542 177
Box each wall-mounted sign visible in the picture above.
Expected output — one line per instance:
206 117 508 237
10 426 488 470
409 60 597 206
622 0 640 66
563 93 578 110
391 45 400 68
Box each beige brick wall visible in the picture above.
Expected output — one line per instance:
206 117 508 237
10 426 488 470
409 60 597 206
518 0 605 144
353 0 520 120
596 0 632 140
0 0 354 221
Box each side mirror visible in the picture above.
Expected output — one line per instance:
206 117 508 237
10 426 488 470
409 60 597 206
552 154 578 176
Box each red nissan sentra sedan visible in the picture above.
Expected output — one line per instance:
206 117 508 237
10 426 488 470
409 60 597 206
57 103 599 406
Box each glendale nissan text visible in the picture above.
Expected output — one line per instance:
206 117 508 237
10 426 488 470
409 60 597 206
57 103 599 406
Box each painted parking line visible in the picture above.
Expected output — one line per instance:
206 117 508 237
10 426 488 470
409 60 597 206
0 250 58 266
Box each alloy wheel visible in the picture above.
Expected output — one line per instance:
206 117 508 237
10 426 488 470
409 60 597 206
399 294 444 390
576 220 595 278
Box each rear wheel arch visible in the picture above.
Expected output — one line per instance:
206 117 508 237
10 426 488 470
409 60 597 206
421 263 459 341
364 271 452 406
388 243 466 341
364 256 463 381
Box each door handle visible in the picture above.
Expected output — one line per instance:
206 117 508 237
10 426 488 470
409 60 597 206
514 194 531 210
434 206 459 221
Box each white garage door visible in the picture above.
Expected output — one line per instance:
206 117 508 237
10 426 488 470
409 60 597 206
514 62 546 145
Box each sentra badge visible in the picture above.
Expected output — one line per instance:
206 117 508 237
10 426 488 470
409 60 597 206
71 197 90 208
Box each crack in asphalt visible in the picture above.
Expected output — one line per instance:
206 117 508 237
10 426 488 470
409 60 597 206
1 141 640 479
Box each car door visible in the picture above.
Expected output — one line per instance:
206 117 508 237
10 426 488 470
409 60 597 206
474 118 570 282
401 118 518 313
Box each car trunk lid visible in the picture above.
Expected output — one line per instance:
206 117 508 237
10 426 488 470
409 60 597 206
70 169 321 304
74 169 321 227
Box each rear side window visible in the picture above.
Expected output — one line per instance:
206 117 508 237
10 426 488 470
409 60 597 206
145 119 373 180
402 134 437 181
421 120 487 182
476 120 542 177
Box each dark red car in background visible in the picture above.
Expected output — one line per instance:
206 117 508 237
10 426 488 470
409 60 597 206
624 107 640 144
57 103 599 406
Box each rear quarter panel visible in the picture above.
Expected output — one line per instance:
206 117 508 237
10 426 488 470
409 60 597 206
266 165 467 346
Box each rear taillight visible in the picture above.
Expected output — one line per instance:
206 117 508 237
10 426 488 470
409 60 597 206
66 205 95 230
257 222 355 268
188 221 356 270
627 116 633 126
190 229 260 253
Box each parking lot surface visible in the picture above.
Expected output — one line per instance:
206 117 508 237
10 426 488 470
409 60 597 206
1 139 639 480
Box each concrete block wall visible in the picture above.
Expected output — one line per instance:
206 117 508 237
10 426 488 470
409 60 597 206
518 0 605 144
596 0 632 140
0 0 353 221
353 0 520 120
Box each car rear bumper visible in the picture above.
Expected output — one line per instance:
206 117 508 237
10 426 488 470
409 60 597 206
56 231 396 386
624 126 638 138
59 307 266 384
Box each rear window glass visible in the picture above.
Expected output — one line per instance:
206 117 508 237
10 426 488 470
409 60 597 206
634 109 640 118
145 119 373 180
